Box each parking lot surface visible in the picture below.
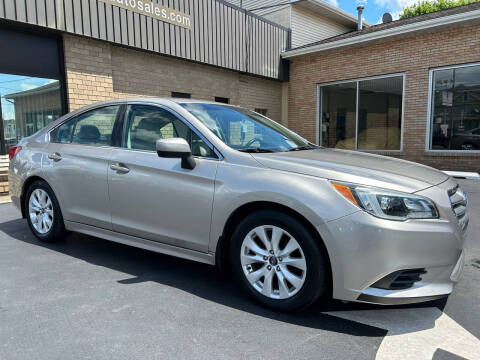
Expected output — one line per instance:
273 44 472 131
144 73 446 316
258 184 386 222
0 180 479 360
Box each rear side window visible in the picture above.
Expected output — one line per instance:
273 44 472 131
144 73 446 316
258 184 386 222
71 106 120 146
51 117 76 143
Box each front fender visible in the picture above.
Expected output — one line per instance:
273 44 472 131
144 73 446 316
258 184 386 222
209 161 359 253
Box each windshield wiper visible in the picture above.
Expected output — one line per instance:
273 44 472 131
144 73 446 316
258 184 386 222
238 148 275 153
286 145 319 152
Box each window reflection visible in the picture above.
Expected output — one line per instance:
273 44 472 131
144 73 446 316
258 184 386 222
430 64 480 151
1 74 62 154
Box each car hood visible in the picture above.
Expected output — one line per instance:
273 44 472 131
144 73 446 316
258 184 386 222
251 148 449 193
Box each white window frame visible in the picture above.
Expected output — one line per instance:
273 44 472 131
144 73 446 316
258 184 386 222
316 73 405 152
425 62 480 153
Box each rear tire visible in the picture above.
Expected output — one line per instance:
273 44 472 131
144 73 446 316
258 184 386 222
230 210 328 311
25 180 67 243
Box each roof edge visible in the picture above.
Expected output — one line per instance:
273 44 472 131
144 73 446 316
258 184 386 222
4 81 60 99
282 8 480 58
295 0 370 27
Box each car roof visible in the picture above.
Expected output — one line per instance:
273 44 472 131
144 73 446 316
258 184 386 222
168 98 219 104
69 98 243 114
102 97 226 105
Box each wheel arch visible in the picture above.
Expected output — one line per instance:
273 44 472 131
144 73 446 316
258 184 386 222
215 201 333 292
20 175 51 218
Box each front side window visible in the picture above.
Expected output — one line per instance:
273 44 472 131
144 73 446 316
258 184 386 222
180 103 311 152
320 75 403 151
429 64 480 151
122 104 214 157
71 106 120 146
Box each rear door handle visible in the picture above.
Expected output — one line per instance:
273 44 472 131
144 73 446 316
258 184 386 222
110 163 130 173
48 152 62 162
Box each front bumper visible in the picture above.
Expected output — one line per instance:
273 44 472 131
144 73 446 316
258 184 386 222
317 181 467 305
356 250 465 305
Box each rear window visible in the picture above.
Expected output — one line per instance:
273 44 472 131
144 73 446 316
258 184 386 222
51 106 120 146
51 117 76 143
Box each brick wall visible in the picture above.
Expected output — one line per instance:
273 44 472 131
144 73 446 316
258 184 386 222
288 22 480 171
63 37 115 109
63 35 283 122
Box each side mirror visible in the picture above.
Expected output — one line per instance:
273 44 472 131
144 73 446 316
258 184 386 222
156 138 196 170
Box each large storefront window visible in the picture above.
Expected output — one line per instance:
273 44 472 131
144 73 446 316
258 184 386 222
429 63 480 151
1 74 62 154
319 75 403 151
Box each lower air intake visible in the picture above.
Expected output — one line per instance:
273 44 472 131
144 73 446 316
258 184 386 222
372 268 427 290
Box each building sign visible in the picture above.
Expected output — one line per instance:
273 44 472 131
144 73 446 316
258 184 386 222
100 0 191 29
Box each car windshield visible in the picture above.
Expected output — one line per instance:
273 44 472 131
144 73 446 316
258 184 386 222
180 103 315 152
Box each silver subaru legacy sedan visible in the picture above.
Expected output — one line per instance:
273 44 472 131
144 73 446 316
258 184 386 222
8 98 468 311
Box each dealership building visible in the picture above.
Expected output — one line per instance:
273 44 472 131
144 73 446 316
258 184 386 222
0 0 479 176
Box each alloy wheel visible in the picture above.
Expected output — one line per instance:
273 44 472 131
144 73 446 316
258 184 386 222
240 225 307 299
28 189 54 234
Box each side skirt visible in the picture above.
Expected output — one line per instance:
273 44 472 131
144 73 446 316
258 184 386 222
64 221 216 266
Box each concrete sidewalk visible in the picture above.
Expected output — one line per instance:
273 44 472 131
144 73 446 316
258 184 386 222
0 195 11 204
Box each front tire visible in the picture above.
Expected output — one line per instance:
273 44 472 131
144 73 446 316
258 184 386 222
230 210 328 311
25 180 67 243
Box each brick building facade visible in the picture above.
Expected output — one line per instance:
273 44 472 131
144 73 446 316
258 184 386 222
1 0 479 171
63 35 285 122
285 6 480 171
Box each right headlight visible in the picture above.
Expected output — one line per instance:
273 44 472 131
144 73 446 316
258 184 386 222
332 182 439 221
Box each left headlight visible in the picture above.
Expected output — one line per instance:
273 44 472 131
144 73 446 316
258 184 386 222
332 182 439 221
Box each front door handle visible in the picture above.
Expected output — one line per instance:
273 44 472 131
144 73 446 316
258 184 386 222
110 163 130 173
48 152 62 162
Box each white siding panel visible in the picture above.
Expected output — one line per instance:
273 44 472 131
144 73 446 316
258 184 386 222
262 7 291 28
291 6 350 47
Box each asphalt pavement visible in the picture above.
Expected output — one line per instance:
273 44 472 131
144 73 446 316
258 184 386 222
0 180 479 360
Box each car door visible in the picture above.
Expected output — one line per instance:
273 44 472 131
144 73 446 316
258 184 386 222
108 103 219 253
42 105 123 230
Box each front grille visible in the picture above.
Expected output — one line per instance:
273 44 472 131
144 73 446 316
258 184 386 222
372 268 427 290
448 185 468 231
